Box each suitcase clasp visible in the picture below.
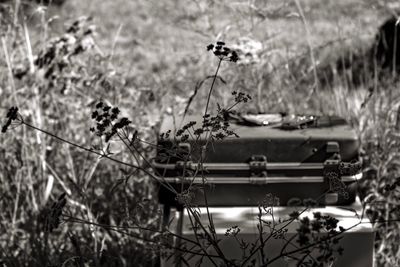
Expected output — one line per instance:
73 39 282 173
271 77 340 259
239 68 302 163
249 155 268 177
174 143 193 168
326 141 341 160
323 142 341 179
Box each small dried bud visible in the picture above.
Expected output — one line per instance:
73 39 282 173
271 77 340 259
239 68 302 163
2 107 20 133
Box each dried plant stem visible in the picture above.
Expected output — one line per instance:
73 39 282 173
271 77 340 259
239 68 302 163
11 23 47 204
44 161 72 195
204 58 222 117
186 209 220 267
10 171 21 245
2 37 19 106
186 206 232 266
82 157 100 189
257 207 266 265
110 23 124 62
65 214 223 261
40 7 48 47
196 57 226 252
13 0 20 26
116 131 176 193
23 22 35 73
294 0 320 104
66 214 210 249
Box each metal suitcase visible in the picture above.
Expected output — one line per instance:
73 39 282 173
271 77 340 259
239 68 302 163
154 114 363 207
161 199 374 267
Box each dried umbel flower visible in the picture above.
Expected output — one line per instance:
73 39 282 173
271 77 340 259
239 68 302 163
232 91 252 103
262 193 280 207
175 190 194 206
296 212 341 259
200 111 239 140
225 225 241 237
261 193 280 214
90 101 131 142
13 16 96 95
207 41 239 62
45 193 67 233
2 107 21 133
289 211 300 219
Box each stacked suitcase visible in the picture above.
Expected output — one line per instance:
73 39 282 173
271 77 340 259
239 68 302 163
154 113 374 266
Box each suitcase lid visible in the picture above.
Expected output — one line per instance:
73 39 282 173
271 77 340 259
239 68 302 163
159 114 357 140
157 114 360 164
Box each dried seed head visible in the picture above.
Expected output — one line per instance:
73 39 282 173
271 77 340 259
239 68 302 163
2 107 21 133
90 102 132 142
206 42 239 63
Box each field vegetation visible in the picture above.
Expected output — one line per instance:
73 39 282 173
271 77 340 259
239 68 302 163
1 0 400 266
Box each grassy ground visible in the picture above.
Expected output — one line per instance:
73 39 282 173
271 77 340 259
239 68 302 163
1 0 400 266
56 0 397 116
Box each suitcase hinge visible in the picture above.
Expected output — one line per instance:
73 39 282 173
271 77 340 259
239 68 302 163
249 155 268 177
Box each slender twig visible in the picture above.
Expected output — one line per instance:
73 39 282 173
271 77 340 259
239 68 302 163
116 131 176 193
186 208 220 267
2 37 19 106
184 75 226 119
186 206 233 266
64 214 208 250
279 233 299 256
294 0 320 103
204 58 222 117
84 221 221 259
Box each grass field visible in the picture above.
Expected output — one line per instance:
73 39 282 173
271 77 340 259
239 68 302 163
1 0 400 266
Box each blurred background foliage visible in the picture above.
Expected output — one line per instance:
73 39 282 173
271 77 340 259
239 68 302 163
1 0 400 266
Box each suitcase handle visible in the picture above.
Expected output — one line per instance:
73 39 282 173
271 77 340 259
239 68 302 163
157 174 362 184
153 160 326 171
152 160 362 176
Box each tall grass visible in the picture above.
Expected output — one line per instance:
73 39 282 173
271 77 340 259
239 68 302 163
1 0 400 266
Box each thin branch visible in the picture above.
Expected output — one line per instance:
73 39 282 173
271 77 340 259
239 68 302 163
204 58 222 117
20 120 176 194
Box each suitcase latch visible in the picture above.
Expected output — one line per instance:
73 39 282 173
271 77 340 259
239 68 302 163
326 141 341 161
249 155 268 177
175 142 193 169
